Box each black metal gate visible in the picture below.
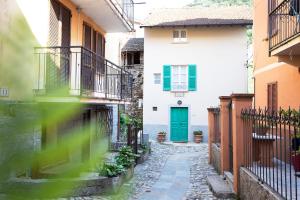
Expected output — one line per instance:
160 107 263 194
228 100 234 174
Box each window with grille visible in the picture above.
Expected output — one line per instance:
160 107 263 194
171 65 188 91
267 82 278 112
154 73 161 84
173 29 187 43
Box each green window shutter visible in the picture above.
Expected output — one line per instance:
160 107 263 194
188 64 197 91
163 65 171 91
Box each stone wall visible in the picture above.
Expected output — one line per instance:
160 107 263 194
211 143 221 174
125 64 143 120
0 102 41 175
239 168 282 200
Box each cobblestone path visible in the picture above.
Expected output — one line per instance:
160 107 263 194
129 142 219 200
64 142 219 200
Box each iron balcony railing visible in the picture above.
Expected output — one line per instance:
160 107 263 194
269 0 300 52
109 0 134 31
34 46 133 101
241 108 300 200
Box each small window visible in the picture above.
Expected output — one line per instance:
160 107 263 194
154 73 161 84
173 29 187 43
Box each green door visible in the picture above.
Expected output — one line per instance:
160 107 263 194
171 107 188 142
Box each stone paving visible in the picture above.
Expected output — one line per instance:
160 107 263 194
59 142 220 200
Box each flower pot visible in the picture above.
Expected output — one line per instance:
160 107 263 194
157 134 166 143
194 134 203 143
292 154 300 172
256 126 269 136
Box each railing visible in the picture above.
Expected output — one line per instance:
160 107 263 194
241 108 300 200
109 0 134 31
269 0 300 51
127 124 141 155
34 46 132 101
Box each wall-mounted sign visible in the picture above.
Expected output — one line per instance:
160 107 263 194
0 88 9 97
177 100 182 105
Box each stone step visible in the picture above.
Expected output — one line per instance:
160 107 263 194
207 175 236 199
223 171 234 191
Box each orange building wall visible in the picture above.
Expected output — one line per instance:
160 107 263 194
59 0 106 46
254 0 300 109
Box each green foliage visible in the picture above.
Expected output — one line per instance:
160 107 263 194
120 113 143 129
116 146 137 168
98 163 125 178
193 130 203 135
158 131 167 135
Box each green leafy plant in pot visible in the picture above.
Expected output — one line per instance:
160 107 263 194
193 130 203 143
254 124 270 136
157 131 167 143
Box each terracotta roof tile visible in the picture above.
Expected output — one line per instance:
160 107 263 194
141 6 253 27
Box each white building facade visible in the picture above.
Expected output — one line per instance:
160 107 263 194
142 7 252 142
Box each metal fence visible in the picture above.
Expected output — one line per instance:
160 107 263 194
241 108 300 200
127 124 143 155
34 46 132 101
269 0 300 51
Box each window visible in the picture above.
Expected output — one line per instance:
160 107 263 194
267 82 278 112
173 30 187 43
154 73 161 84
153 107 158 111
171 65 188 91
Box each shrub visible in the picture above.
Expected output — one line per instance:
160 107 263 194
98 163 125 178
116 146 137 168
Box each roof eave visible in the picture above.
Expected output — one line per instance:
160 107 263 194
140 22 253 28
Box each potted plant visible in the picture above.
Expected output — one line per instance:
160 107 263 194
193 130 203 143
157 131 166 143
254 124 270 136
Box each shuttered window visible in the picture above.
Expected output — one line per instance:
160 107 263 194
49 0 71 46
172 66 188 91
188 64 197 91
267 82 278 112
83 23 92 50
163 65 197 92
163 65 171 91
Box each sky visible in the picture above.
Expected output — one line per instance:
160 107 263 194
134 0 193 21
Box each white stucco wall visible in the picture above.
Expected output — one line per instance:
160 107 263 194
143 26 248 141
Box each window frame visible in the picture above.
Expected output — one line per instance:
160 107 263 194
171 65 188 92
173 29 188 43
154 73 161 85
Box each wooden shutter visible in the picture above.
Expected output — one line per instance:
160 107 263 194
272 83 278 111
49 0 60 46
188 64 197 91
163 65 171 91
61 6 71 47
83 23 92 50
92 30 97 53
267 82 278 112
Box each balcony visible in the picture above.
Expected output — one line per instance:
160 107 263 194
71 0 134 32
34 46 132 103
269 0 300 55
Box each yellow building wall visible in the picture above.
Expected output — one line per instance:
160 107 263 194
253 0 300 109
0 0 107 101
